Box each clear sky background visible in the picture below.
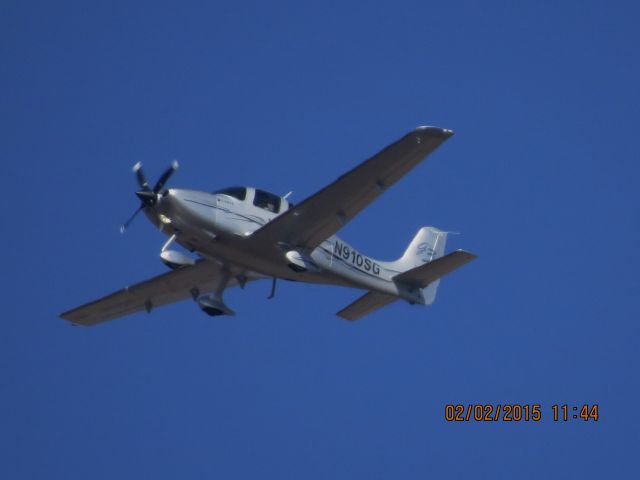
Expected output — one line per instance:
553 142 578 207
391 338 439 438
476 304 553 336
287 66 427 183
2 0 639 478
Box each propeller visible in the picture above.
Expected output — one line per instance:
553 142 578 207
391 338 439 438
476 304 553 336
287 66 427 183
120 160 179 233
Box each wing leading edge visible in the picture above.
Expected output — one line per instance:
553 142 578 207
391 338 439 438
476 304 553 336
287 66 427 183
248 126 453 251
60 260 251 326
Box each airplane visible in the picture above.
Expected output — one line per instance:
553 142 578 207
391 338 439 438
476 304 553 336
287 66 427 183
60 126 476 326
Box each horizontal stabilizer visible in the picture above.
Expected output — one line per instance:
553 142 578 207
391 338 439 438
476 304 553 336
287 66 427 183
393 250 477 289
337 291 397 321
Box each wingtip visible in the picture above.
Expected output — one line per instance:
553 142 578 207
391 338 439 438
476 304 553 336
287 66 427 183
59 312 90 326
414 125 454 137
455 249 478 261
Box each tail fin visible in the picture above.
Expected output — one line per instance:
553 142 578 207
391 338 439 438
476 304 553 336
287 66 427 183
395 227 448 271
393 227 449 305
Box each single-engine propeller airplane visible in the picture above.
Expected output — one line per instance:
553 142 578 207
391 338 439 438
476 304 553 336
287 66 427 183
60 126 476 326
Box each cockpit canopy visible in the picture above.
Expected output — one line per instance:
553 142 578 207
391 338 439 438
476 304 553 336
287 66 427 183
253 189 281 213
214 186 246 201
213 186 289 214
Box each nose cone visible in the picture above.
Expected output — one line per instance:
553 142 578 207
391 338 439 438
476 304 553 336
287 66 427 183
135 190 157 205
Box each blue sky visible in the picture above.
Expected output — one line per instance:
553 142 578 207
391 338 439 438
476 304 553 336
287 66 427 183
2 0 639 478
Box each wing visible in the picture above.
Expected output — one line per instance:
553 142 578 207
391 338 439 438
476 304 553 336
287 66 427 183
248 126 453 250
60 260 252 326
336 291 398 321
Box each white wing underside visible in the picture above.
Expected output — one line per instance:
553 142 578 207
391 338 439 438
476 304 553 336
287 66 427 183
60 260 253 326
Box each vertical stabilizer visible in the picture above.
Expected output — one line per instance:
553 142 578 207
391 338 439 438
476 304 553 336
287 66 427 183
393 227 448 305
396 227 448 270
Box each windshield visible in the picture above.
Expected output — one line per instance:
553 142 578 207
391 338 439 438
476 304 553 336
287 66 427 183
213 187 246 201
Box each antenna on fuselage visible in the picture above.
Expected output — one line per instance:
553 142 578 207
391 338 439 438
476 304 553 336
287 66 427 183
283 191 293 200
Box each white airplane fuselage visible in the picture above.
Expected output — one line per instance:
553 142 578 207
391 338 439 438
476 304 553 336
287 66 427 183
148 187 423 304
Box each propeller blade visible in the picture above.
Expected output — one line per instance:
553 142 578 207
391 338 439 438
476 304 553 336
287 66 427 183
120 205 144 234
153 160 179 193
133 162 151 191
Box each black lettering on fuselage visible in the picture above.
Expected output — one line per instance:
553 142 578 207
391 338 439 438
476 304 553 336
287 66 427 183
333 240 380 276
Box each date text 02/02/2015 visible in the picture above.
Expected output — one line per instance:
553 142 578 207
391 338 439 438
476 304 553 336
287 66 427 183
444 404 599 422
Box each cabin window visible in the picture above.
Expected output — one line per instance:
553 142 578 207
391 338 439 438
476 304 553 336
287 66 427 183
253 189 281 213
214 187 246 201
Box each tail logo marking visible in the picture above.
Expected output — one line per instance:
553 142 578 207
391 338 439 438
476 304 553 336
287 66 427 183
416 242 435 258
